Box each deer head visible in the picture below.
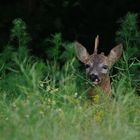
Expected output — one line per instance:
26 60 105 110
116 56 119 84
75 35 123 93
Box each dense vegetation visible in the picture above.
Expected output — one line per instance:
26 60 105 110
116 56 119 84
0 13 140 140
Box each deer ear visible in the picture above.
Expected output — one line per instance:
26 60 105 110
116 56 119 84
108 44 123 67
75 41 90 63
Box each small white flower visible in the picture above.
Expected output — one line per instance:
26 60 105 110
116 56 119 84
25 114 29 118
74 92 78 97
5 117 9 120
78 96 82 99
58 108 62 112
40 83 44 87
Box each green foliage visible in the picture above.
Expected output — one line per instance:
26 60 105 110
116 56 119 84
40 33 80 77
114 13 140 93
46 33 62 61
44 33 78 64
116 12 140 57
0 16 140 140
11 18 31 47
0 19 46 99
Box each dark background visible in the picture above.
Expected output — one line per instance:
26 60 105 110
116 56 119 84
0 0 140 55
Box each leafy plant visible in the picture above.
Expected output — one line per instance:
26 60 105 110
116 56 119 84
114 12 140 94
11 18 31 48
0 16 140 140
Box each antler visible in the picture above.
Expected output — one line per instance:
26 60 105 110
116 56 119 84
94 35 99 54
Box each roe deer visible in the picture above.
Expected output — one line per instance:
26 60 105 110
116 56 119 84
75 35 123 96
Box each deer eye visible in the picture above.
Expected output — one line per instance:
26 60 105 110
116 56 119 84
85 64 90 68
102 65 108 70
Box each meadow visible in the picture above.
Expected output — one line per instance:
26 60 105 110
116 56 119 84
0 13 140 140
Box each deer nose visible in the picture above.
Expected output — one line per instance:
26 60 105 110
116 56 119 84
89 74 100 82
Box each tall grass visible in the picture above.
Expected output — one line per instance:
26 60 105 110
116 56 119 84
0 14 140 140
114 12 140 93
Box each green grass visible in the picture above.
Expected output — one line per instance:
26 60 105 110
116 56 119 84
0 14 140 140
0 48 139 140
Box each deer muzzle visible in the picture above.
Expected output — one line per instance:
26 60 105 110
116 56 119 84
89 74 101 85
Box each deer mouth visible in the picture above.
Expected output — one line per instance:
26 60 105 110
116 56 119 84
89 74 101 85
93 79 101 85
